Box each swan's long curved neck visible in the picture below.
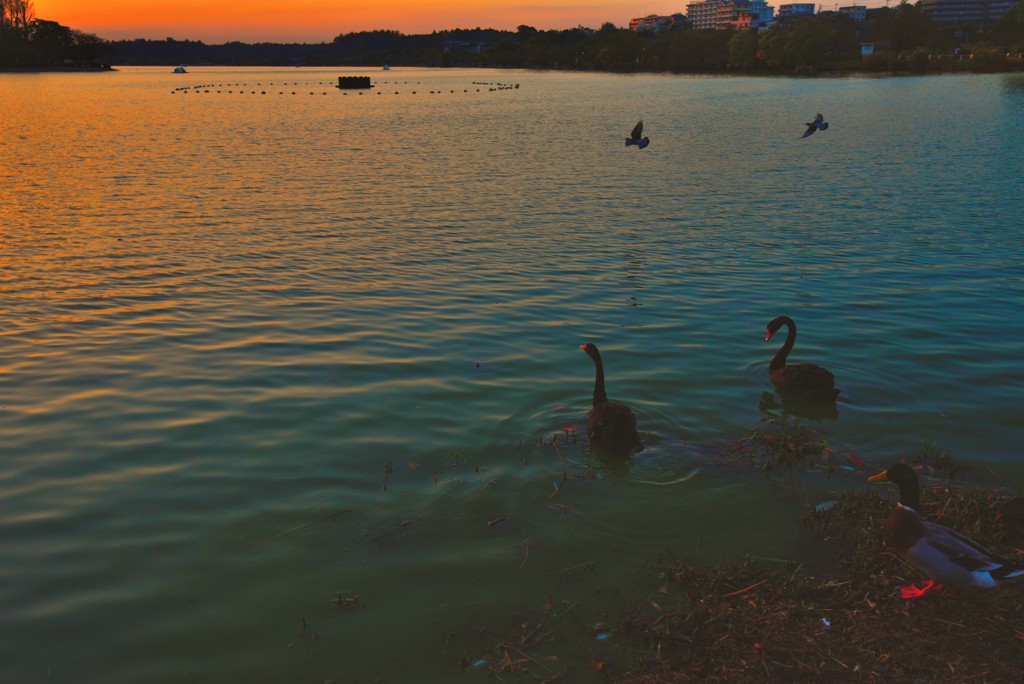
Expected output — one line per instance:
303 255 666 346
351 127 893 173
770 321 796 372
591 357 609 406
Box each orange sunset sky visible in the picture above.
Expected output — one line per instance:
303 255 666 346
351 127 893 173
34 1 664 43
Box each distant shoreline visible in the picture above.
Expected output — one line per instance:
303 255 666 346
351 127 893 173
0 65 115 73
3 62 1022 77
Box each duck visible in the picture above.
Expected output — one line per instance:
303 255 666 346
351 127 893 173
765 316 839 402
800 113 828 139
869 462 1024 599
580 343 643 457
625 120 650 149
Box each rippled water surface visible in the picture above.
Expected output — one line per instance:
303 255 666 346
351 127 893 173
2 67 1023 682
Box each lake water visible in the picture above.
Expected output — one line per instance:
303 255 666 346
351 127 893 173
2 66 1023 682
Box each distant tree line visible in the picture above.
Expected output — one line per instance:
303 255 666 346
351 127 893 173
5 0 1024 73
110 38 318 67
478 7 1024 74
110 4 1024 74
109 28 512 68
1 0 113 67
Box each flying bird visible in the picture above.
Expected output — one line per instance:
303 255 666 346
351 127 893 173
626 120 650 149
800 113 828 138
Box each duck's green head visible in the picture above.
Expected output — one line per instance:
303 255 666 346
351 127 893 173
868 462 920 508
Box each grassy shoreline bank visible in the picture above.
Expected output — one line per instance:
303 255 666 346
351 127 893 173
458 424 1024 682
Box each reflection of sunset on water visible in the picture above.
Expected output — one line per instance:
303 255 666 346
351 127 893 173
2 66 1023 683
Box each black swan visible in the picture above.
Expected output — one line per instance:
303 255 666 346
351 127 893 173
580 342 642 456
765 316 839 402
869 463 1024 598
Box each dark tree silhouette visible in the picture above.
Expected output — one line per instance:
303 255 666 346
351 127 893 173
2 0 114 67
6 0 1024 73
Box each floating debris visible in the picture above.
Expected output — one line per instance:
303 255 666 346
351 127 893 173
329 593 364 610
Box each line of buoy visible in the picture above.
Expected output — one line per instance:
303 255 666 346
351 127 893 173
171 81 344 92
172 81 520 96
173 89 331 95
173 90 513 95
172 81 519 92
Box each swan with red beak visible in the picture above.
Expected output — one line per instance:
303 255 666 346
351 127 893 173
765 316 839 402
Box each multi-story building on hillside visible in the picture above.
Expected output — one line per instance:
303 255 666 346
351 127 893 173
629 13 688 31
686 1 723 29
839 4 867 21
919 0 1017 24
688 0 775 29
776 2 815 19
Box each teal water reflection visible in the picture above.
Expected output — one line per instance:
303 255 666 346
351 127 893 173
1 67 1022 682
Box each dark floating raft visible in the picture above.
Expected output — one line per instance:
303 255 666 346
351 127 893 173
337 76 373 90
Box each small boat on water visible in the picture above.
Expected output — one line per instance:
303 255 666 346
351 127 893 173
173 64 187 73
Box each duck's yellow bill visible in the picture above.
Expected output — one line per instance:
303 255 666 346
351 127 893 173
867 470 889 482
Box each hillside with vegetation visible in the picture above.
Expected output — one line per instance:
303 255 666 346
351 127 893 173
4 0 1024 73
111 4 1024 75
1 0 113 68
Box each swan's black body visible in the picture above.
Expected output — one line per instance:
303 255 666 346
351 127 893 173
765 316 839 402
580 343 642 457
